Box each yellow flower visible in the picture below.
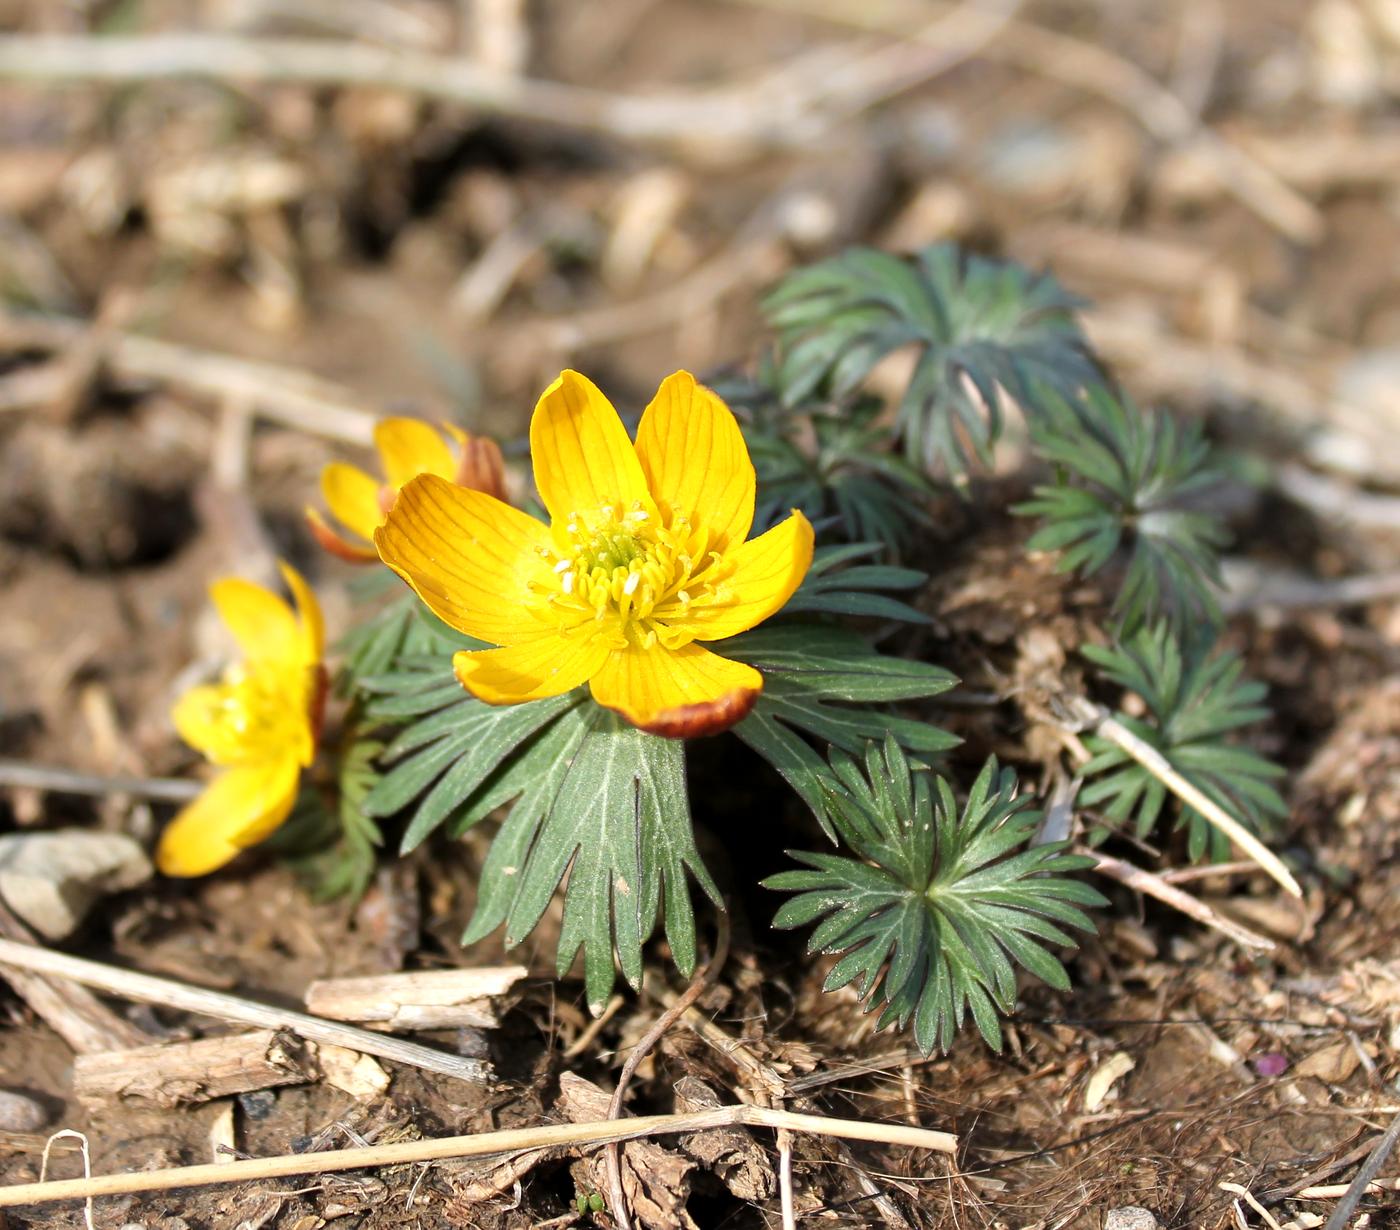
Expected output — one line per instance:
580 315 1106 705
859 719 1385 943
307 417 507 563
158 563 326 877
375 370 814 737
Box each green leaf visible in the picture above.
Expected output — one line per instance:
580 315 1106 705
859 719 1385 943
363 683 584 849
762 244 1097 477
1015 384 1227 634
784 542 930 624
726 624 959 828
717 366 935 552
334 592 417 695
1079 622 1287 861
767 740 1105 1054
458 705 720 1012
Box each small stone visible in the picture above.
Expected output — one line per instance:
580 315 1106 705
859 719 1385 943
1104 1208 1159 1230
978 121 1080 195
237 1090 276 1121
0 1089 49 1131
1333 349 1400 441
0 831 152 941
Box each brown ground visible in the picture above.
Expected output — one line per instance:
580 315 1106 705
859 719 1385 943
3 1 1400 1227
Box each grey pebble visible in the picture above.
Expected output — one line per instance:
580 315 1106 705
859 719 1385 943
0 1088 50 1131
1103 1208 1158 1230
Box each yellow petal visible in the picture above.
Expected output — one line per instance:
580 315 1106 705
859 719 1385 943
453 634 607 705
589 641 761 738
156 756 300 877
322 461 384 544
279 560 325 663
210 576 301 666
375 473 555 646
306 506 380 563
375 417 458 488
635 370 754 550
530 370 650 522
671 511 815 643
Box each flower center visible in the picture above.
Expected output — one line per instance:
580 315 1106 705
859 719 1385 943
198 665 311 763
529 501 734 649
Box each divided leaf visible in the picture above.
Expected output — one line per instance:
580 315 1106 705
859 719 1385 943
1016 384 1227 633
459 706 718 1012
763 244 1097 476
268 737 383 901
355 645 717 1010
784 542 931 624
767 740 1105 1053
726 624 959 833
1079 622 1288 862
725 372 935 551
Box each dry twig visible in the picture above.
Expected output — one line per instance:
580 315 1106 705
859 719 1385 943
0 760 200 804
0 19 1017 157
1321 1096 1400 1230
0 938 489 1084
0 900 150 1054
0 310 379 444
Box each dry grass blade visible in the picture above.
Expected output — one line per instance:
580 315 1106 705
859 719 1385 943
1077 847 1275 951
1321 1096 1400 1230
1060 695 1302 898
0 1105 956 1208
605 916 731 1230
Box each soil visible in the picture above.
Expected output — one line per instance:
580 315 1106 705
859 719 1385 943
3 1 1400 1227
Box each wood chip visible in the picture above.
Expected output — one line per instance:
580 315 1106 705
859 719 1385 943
1083 1051 1136 1112
317 1044 390 1100
304 967 526 1030
209 1101 236 1164
73 1030 318 1108
558 1073 699 1230
672 1076 775 1202
1294 1038 1361 1083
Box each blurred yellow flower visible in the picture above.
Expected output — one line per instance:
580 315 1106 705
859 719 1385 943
158 562 326 877
376 370 813 737
306 418 506 563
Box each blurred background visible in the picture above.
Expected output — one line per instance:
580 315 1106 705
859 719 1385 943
2 0 1399 813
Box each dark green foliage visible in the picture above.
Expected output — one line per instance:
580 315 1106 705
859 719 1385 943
1015 384 1227 633
335 578 485 695
762 244 1097 476
726 624 959 833
457 705 718 1012
359 652 717 1009
724 369 934 550
784 542 930 624
1079 622 1288 862
767 740 1105 1054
